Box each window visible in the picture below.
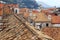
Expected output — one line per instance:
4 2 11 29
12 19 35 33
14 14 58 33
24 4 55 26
30 21 32 23
15 10 17 13
35 23 42 29
36 24 42 29
39 25 42 28
46 23 49 27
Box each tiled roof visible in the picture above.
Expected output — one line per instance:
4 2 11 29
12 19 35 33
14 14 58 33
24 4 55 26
29 12 38 20
20 8 29 13
52 16 60 24
10 4 19 8
1 14 41 40
42 9 54 16
4 7 11 14
42 27 60 40
33 12 50 22
0 3 4 7
32 10 39 13
0 10 3 16
5 4 19 8
24 12 29 18
48 8 56 11
0 4 4 16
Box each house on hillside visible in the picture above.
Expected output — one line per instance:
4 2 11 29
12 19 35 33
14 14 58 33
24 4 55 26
20 8 29 14
51 16 60 27
7 4 19 14
0 3 20 15
41 8 59 21
53 8 60 16
27 11 37 25
0 3 4 16
27 12 51 30
0 3 5 28
11 4 19 14
33 13 51 30
3 4 12 15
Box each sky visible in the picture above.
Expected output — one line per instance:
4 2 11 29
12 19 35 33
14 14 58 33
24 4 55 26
35 0 60 7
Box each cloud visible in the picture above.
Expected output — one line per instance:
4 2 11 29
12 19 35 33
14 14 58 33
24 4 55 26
35 0 60 7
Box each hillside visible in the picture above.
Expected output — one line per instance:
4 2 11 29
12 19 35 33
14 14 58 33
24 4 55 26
0 0 39 9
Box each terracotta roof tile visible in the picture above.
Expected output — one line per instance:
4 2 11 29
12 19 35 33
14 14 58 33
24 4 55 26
42 9 54 16
0 3 4 7
5 4 19 8
0 9 3 16
33 12 50 22
24 13 29 18
20 8 29 13
42 27 60 40
32 10 39 13
48 8 56 11
52 16 60 24
0 4 4 16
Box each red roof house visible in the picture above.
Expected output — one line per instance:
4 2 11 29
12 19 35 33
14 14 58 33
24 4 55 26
0 3 4 16
52 16 60 24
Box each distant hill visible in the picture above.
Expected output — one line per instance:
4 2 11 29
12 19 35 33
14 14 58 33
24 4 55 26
36 1 51 8
0 0 39 9
0 0 51 9
17 0 39 9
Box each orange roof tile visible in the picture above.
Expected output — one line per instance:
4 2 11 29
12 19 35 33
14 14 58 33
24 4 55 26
42 27 60 40
12 4 19 8
0 3 4 7
0 4 4 16
52 16 60 24
5 4 19 8
24 13 29 18
48 8 56 11
42 9 54 16
4 7 11 14
32 12 50 22
0 9 3 16
20 8 29 13
32 10 39 13
32 12 38 14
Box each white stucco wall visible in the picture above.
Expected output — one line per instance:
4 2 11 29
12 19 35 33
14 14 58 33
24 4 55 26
35 22 51 28
0 16 2 20
35 23 41 29
49 23 52 27
53 24 60 27
14 8 19 14
0 23 3 25
42 23 46 27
